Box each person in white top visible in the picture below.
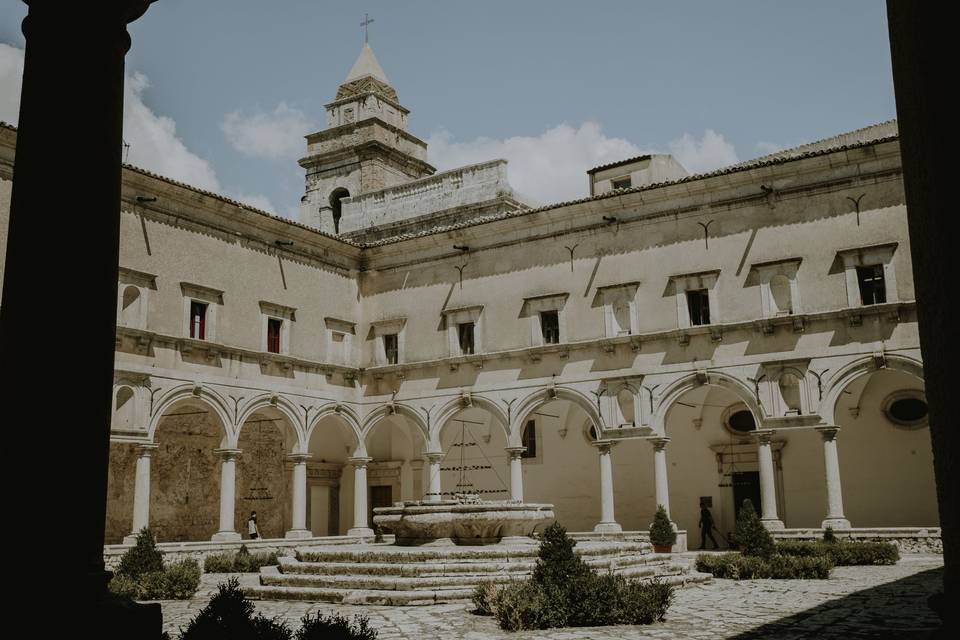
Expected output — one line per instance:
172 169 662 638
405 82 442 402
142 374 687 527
247 511 259 540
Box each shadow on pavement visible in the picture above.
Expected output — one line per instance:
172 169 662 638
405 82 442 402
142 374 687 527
731 567 943 640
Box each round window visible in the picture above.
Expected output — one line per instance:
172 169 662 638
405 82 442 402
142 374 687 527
726 409 756 433
882 391 928 428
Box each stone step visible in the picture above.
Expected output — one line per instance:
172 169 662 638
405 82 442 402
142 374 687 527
279 550 672 577
262 570 520 592
246 569 710 606
294 541 651 565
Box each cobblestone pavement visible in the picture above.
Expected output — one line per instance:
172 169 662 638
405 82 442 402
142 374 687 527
159 554 943 639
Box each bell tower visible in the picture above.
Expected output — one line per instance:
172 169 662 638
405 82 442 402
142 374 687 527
299 42 435 234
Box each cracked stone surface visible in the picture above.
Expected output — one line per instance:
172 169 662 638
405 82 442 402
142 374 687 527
158 554 943 639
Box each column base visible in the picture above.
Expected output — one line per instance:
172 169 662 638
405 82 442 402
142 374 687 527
122 533 140 545
761 519 785 531
284 529 313 539
348 527 374 537
821 518 851 530
593 521 623 534
211 531 242 542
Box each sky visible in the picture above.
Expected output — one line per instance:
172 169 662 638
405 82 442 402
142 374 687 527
0 1 896 217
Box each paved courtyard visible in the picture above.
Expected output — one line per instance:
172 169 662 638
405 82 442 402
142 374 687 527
159 554 943 639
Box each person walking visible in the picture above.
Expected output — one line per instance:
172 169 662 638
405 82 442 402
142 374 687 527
698 502 719 550
247 511 259 540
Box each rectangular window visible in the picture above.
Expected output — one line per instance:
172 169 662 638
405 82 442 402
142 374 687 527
540 310 560 344
856 264 887 305
189 301 207 340
612 176 632 190
687 289 711 326
267 318 283 353
458 322 475 355
383 333 399 364
521 420 537 458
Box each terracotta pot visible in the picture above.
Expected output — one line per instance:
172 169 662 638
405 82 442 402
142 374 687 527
652 544 672 553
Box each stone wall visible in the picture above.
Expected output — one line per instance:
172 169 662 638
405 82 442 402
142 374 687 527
235 417 290 540
774 527 942 554
151 409 223 542
105 442 137 544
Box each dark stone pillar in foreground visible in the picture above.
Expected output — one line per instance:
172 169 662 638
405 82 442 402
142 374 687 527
887 2 957 635
0 1 157 635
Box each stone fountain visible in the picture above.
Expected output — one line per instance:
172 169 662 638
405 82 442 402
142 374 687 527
372 494 555 546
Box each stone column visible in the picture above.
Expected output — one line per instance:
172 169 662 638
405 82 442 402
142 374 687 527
285 453 312 539
649 437 672 519
594 441 622 533
123 443 158 545
425 452 444 502
348 457 374 536
817 426 851 529
754 430 784 530
506 447 525 502
212 449 242 542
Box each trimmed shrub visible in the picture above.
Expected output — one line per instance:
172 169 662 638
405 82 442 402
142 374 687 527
107 573 139 599
695 552 832 579
823 526 837 543
133 560 202 600
489 523 674 630
827 541 899 566
180 577 292 640
471 581 499 616
493 581 558 631
295 612 378 640
734 500 774 558
776 540 899 565
204 547 280 573
117 528 164 579
649 505 677 548
617 579 675 625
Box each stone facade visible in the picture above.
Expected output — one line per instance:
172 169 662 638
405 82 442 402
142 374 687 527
0 45 938 551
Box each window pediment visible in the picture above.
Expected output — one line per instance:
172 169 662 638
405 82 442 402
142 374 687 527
324 317 356 334
259 300 296 320
119 267 157 289
181 282 224 304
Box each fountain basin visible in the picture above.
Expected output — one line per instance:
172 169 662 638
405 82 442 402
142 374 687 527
372 499 555 546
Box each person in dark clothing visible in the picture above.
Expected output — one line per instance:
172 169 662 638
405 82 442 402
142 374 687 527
698 503 719 550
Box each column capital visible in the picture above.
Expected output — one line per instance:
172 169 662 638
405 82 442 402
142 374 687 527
285 452 312 464
753 429 777 445
214 448 242 461
505 446 526 460
816 425 841 441
348 456 372 468
135 442 158 456
647 436 670 451
595 440 615 453
425 452 445 463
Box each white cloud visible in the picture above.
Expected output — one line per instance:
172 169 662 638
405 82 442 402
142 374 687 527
667 129 739 174
221 103 314 160
123 72 221 192
427 122 739 204
0 43 24 124
0 45 281 215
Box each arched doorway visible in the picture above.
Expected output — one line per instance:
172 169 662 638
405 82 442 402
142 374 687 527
235 408 300 540
833 368 936 527
148 398 229 542
306 414 359 536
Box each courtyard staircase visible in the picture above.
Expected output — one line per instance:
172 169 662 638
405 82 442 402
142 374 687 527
245 540 711 605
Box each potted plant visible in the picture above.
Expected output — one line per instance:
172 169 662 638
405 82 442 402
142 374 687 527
649 504 677 553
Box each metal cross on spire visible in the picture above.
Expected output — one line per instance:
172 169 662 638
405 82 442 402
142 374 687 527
361 13 374 45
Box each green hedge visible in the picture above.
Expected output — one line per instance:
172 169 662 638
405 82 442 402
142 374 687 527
204 545 280 573
695 552 833 579
776 540 899 565
483 523 674 631
109 559 202 600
